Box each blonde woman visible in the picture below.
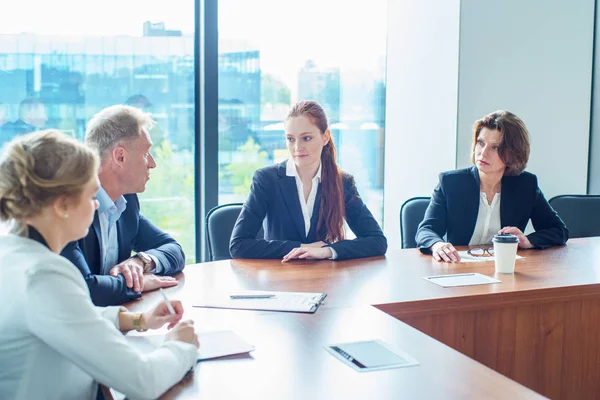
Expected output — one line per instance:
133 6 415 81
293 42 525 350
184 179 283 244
0 130 199 400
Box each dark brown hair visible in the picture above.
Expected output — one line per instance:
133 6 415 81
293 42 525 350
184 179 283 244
471 110 531 176
286 100 344 243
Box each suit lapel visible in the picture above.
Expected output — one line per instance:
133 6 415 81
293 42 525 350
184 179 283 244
465 166 481 239
116 217 125 262
307 184 322 241
91 212 106 274
277 163 307 240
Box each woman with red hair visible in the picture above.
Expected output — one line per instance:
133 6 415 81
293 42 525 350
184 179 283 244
230 100 387 261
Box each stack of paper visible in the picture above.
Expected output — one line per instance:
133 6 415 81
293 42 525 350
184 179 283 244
127 330 255 361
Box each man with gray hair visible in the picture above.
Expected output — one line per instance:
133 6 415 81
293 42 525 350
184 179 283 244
62 105 184 306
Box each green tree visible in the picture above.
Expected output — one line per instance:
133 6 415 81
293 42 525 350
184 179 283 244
261 73 291 105
138 140 196 263
223 137 268 198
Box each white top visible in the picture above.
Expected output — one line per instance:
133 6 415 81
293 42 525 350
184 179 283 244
0 234 197 400
286 159 338 259
469 193 502 245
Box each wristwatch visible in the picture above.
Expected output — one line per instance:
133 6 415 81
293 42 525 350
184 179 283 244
132 312 147 332
135 251 154 273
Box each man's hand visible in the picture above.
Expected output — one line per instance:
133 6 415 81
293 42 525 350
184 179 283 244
110 257 145 292
143 274 179 292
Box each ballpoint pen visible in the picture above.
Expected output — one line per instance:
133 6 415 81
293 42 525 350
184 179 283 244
230 294 276 299
159 288 176 315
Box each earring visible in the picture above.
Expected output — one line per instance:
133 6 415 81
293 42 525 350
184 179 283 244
63 213 69 218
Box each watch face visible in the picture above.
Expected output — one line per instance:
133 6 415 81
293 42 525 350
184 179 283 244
137 252 151 264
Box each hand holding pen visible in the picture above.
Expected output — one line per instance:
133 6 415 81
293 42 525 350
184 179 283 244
142 288 183 330
156 289 200 348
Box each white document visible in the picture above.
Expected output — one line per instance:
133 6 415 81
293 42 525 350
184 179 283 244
193 290 327 313
423 273 501 287
457 250 524 263
127 330 255 361
326 340 419 372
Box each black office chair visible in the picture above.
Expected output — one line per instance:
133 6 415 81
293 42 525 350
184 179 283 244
548 195 600 239
400 197 431 249
205 203 264 261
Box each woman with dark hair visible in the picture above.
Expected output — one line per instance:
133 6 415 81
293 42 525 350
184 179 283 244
416 110 568 263
230 100 387 261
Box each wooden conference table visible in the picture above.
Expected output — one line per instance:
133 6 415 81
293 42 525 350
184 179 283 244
127 237 600 399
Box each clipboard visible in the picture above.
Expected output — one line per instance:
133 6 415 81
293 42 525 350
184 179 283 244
193 290 327 313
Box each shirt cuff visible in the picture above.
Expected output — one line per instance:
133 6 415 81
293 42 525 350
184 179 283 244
329 247 338 260
147 254 162 274
97 306 128 329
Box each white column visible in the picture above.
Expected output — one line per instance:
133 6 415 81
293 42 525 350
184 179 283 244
384 0 461 249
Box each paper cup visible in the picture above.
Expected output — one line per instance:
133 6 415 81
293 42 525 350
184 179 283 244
492 234 519 274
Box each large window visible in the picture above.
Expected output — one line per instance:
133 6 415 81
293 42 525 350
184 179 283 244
0 1 197 262
217 0 387 225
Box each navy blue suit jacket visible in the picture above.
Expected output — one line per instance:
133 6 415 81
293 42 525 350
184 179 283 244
61 194 185 306
416 166 569 252
229 162 387 260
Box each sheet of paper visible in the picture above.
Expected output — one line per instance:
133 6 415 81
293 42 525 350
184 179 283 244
423 273 501 287
127 330 255 361
457 250 524 263
193 290 326 313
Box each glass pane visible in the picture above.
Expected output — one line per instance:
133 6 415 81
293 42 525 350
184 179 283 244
0 1 197 262
218 0 387 226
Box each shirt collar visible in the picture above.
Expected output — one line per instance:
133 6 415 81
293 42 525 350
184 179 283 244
285 158 322 182
96 186 127 215
27 225 50 250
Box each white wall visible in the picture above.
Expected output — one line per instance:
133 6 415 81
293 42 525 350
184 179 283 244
456 0 595 198
383 0 461 248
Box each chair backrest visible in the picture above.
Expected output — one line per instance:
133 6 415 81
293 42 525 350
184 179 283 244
548 195 600 239
400 197 431 249
205 203 264 261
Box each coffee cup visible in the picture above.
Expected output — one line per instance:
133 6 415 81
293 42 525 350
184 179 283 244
492 233 519 273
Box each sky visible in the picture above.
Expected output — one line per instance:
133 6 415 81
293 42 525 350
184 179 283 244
0 0 387 97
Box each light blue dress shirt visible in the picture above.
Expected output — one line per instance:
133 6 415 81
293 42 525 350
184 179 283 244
96 187 127 275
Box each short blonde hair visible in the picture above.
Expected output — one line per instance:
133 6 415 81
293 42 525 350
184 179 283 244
470 110 531 176
85 105 155 159
0 130 99 235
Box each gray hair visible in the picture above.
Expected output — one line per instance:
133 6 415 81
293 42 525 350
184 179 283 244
85 105 155 159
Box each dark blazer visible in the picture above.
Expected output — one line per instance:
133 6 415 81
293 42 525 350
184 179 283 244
416 166 568 252
61 194 185 306
230 161 387 260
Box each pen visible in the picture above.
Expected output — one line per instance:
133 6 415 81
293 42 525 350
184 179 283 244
159 288 176 316
230 294 276 299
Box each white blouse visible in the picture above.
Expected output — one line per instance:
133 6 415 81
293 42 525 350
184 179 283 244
0 235 197 400
469 192 501 245
286 159 338 259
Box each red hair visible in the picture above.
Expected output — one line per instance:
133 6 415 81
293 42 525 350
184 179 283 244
286 100 345 242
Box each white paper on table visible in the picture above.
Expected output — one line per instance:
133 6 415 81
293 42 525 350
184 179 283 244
193 290 326 313
126 330 255 361
423 272 501 287
457 250 524 263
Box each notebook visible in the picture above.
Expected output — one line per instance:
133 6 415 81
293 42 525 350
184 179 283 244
193 290 327 313
127 330 255 361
